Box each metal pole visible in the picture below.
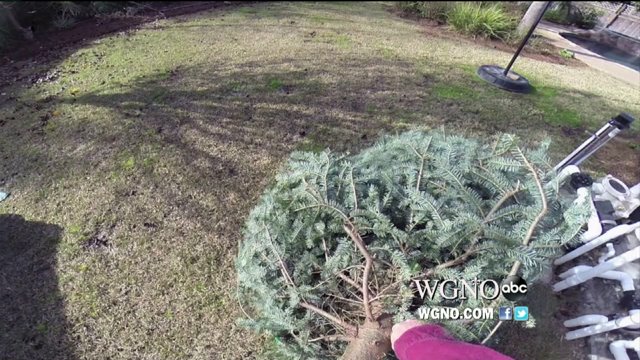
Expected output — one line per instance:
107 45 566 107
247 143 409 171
553 113 634 173
503 1 552 75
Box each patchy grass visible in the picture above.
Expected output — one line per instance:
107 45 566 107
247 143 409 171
267 78 284 91
433 83 478 100
0 2 638 360
533 86 582 127
333 34 352 48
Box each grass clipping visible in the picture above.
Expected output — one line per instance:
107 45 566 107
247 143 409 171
236 130 588 359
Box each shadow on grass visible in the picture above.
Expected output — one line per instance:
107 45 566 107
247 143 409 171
0 57 637 360
0 215 74 360
5 57 639 213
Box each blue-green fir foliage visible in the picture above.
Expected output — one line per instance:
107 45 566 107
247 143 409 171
236 130 587 359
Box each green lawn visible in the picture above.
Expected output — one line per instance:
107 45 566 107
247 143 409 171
0 2 638 359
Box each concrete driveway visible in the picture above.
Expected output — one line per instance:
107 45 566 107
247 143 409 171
536 21 640 87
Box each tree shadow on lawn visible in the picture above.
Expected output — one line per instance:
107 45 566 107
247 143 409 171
1 57 637 359
6 57 639 235
0 214 75 360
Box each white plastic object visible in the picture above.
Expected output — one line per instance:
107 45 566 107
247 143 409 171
554 222 640 266
574 187 603 243
564 314 608 328
557 265 635 292
599 243 616 263
609 337 640 360
565 310 640 340
554 246 640 292
593 176 640 219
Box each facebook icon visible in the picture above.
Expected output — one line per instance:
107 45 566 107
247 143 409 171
499 306 512 321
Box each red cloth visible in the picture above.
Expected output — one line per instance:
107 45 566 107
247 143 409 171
393 324 514 360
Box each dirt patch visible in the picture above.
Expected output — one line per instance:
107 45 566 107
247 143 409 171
492 284 589 360
83 227 113 251
589 131 640 185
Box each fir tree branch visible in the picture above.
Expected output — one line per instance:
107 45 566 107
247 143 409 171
423 245 481 278
408 144 426 192
265 227 295 287
300 303 357 335
323 237 374 300
414 183 520 282
309 334 353 342
509 149 548 277
442 167 485 217
350 167 358 210
337 273 365 296
343 224 375 322
266 226 358 334
383 245 483 296
484 181 521 223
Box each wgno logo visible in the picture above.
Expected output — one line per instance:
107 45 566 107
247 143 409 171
413 275 528 301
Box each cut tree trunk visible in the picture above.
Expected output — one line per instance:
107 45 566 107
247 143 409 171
341 316 393 360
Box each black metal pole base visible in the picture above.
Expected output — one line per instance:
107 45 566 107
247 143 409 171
477 65 533 93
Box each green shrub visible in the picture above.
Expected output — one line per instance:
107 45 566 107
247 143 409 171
397 1 454 23
543 4 602 30
447 2 516 39
575 7 602 30
543 8 571 25
559 49 574 59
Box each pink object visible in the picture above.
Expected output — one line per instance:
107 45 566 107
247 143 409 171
393 324 514 360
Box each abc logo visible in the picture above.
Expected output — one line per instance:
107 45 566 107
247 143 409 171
501 275 528 301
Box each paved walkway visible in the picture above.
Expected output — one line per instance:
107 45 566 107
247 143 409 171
535 21 640 87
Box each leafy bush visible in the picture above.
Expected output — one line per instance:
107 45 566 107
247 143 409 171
447 2 516 39
397 2 454 23
575 7 602 30
543 4 602 30
559 49 575 59
237 131 588 359
543 8 571 25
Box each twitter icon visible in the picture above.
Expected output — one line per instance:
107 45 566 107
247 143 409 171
514 306 529 321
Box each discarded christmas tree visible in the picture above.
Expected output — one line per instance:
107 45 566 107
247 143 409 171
236 131 587 359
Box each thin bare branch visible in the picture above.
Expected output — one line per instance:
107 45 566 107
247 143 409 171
350 167 358 210
326 292 364 306
484 181 521 223
322 238 329 261
265 227 295 286
343 224 375 322
265 226 358 334
481 321 504 344
412 245 480 281
300 302 358 335
309 334 353 343
337 273 359 290
509 150 548 277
